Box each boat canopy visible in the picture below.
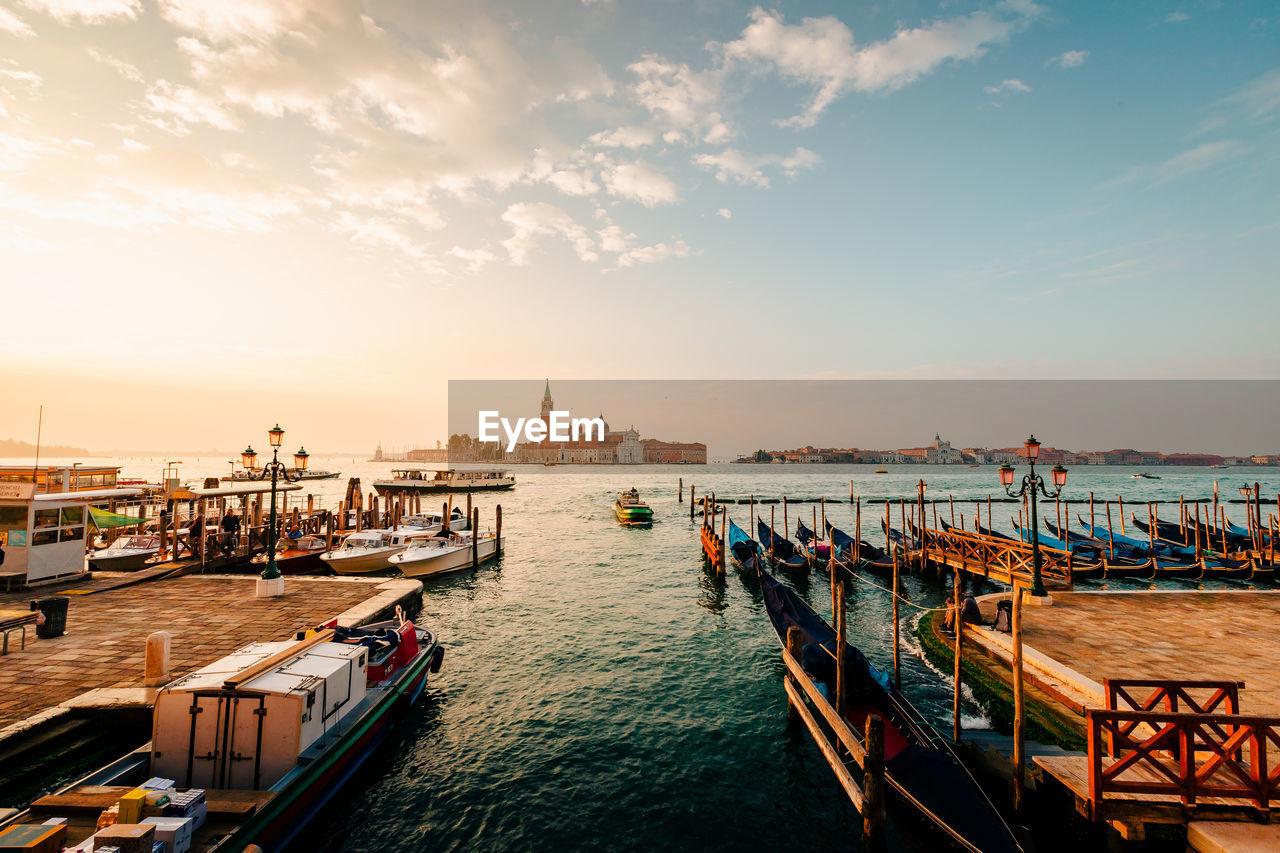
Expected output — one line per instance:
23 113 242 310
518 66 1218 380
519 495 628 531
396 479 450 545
88 506 147 529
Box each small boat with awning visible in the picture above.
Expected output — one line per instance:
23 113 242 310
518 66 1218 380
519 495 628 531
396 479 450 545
87 534 163 571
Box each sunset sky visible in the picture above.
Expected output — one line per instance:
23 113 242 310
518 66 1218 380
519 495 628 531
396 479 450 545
2 1 1277 451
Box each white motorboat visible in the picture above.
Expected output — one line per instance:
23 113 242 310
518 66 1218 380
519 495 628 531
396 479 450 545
389 530 502 578
87 534 163 571
373 468 515 495
319 528 438 575
400 507 470 533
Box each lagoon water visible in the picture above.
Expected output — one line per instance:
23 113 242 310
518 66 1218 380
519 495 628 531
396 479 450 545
66 459 1280 850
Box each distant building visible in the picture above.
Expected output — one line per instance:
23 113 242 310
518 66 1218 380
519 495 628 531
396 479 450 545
642 439 707 464
1163 453 1226 466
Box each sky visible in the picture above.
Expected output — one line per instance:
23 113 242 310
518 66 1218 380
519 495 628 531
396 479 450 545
1 0 1278 451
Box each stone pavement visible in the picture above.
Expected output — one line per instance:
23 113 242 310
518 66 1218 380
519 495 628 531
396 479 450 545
1017 590 1280 714
0 575 420 731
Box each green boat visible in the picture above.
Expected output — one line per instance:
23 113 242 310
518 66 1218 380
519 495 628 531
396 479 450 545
614 488 654 525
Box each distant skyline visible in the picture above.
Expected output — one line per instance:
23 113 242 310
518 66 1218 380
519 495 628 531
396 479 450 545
2 2 1277 448
448 380 1280 459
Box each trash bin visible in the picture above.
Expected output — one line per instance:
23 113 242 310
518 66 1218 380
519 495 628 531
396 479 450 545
31 597 69 639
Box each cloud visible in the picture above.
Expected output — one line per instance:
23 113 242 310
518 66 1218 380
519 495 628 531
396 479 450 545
144 81 242 135
1165 12 1190 24
0 6 35 36
720 3 1039 127
0 139 302 233
1048 49 1088 69
715 207 731 219
984 78 1031 95
501 202 597 265
87 49 144 82
588 126 657 149
626 55 731 144
602 160 678 205
448 245 497 272
615 238 690 267
693 146 820 187
19 0 140 25
1148 140 1246 185
1221 67 1280 123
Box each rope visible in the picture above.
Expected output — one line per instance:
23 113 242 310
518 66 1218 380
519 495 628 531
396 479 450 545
831 559 951 613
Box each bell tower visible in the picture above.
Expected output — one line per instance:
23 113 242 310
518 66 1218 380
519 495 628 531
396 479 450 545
540 379 553 422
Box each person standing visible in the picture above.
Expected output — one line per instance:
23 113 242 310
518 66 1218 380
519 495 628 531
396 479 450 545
221 507 240 554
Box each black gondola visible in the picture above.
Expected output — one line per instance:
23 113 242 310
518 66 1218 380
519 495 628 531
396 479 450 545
760 568 1023 853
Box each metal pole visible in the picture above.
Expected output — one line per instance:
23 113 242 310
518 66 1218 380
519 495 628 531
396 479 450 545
1028 461 1046 597
262 449 282 580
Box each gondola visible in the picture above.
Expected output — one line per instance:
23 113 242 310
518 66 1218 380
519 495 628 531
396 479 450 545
1075 517 1191 559
795 519 829 569
757 518 809 571
727 519 764 572
824 520 892 571
1131 515 1250 552
759 569 1023 853
1009 521 1103 561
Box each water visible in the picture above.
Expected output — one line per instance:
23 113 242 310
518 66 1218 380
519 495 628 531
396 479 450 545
34 459 1280 849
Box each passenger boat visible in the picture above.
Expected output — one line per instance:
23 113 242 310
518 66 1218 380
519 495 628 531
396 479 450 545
874 468 888 474
319 528 439 574
727 520 763 572
223 469 340 481
250 535 330 574
388 529 502 578
614 488 654 525
759 569 1023 853
87 534 163 571
1131 472 1160 479
373 468 515 495
756 519 808 570
0 612 443 852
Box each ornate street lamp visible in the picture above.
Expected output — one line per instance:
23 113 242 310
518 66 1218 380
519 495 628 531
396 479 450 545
246 425 303 581
998 435 1067 597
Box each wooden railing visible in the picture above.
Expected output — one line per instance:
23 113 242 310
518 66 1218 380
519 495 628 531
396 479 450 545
1104 678 1243 751
917 526 1073 588
1087 706 1280 815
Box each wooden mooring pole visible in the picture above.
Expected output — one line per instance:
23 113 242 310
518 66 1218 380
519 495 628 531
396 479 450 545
678 477 683 503
495 504 502 554
1012 583 1026 814
863 714 886 849
953 567 963 743
835 581 847 718
891 541 900 690
690 485 695 520
471 508 480 568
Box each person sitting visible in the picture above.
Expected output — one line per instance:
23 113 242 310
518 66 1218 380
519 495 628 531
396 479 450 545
287 523 302 540
943 591 984 634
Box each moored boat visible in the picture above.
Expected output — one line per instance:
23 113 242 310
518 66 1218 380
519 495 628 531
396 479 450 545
0 612 443 852
727 519 763 571
373 468 515 495
614 488 654 525
388 529 502 578
87 534 163 571
756 518 808 570
319 528 439 574
759 569 1022 853
250 534 331 574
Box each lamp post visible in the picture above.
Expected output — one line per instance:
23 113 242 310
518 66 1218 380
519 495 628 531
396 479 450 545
244 426 309 581
998 435 1068 598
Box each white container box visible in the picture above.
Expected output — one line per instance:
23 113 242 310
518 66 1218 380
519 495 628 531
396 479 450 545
141 816 193 853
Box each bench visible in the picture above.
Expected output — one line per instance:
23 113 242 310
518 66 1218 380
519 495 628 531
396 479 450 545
0 609 39 654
